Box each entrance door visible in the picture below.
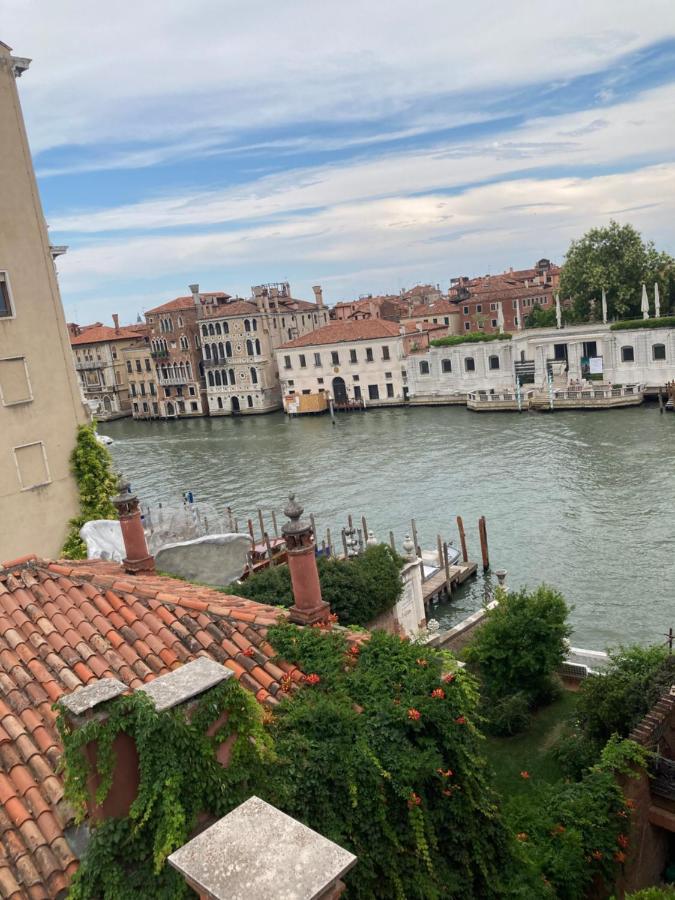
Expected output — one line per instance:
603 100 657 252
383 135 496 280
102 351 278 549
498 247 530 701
166 402 175 416
553 343 568 363
231 396 241 413
332 377 347 404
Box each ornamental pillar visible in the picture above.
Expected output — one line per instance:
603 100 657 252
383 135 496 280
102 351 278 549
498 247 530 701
282 495 330 626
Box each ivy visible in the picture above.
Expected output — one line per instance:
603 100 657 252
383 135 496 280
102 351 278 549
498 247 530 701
62 422 119 559
56 678 272 899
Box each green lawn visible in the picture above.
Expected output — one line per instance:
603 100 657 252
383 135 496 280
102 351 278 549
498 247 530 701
484 690 578 798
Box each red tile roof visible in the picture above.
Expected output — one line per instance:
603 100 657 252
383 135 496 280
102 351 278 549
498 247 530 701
278 319 403 349
145 293 230 315
0 557 302 898
69 325 147 346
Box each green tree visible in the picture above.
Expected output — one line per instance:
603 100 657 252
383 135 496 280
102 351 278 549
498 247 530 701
524 303 557 328
465 585 571 707
559 221 675 320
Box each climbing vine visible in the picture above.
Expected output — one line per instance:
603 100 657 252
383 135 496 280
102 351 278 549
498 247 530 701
56 678 272 899
62 423 119 559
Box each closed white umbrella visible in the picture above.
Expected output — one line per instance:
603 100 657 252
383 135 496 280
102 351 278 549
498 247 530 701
555 293 562 329
497 302 505 334
515 297 522 330
641 283 650 319
601 288 607 324
654 282 661 318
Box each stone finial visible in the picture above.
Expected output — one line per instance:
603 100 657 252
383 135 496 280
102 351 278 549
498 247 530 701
282 494 308 537
402 533 415 561
366 530 378 547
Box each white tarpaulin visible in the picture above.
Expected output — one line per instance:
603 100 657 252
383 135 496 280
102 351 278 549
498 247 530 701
589 357 603 374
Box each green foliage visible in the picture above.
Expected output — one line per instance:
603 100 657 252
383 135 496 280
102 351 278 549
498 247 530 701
62 423 118 559
265 623 515 899
226 544 404 626
575 645 672 745
610 315 675 330
524 304 558 329
550 732 601 780
484 691 531 737
57 679 272 899
465 585 571 710
431 331 512 348
624 888 675 899
559 221 675 320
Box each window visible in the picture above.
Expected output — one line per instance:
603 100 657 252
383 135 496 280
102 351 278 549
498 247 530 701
314 352 321 367
150 383 156 395
463 306 469 315
302 389 311 395
145 359 151 371
191 401 198 411
135 359 142 372
352 374 360 382
287 379 294 387
244 319 251 332
441 359 452 373
126 360 132 373
217 397 223 409
464 322 471 331
130 383 137 397
189 386 196 395
365 347 374 362
140 382 146 396
512 300 518 310
490 303 497 311
491 319 497 328
419 361 430 375
331 351 340 365
653 343 666 361
250 367 258 384
143 402 149 413
386 383 394 398
133 402 139 413
368 384 380 400
247 395 253 408
621 346 635 362
13 441 50 490
0 357 32 406
464 357 475 372
317 377 324 384
284 355 291 369
444 317 449 325
0 272 13 317
299 354 306 368
385 372 392 379
489 355 500 370
382 346 390 361
349 349 357 363
354 385 362 400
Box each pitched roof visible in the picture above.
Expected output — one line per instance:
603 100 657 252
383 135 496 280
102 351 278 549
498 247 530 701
145 293 230 315
69 325 146 346
278 319 402 349
0 556 302 898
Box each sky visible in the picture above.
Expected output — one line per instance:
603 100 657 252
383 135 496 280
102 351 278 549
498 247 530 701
4 0 675 324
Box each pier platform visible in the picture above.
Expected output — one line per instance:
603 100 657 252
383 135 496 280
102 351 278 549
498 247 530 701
422 560 477 608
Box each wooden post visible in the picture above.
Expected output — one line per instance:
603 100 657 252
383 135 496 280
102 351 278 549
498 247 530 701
443 541 451 592
478 516 489 571
357 528 364 553
411 519 421 558
310 514 318 545
341 528 349 558
326 528 332 558
248 519 255 544
436 534 443 568
456 515 468 563
658 390 664 414
389 531 396 553
271 510 279 537
257 509 266 542
234 518 239 533
227 506 234 531
361 515 368 540
263 531 273 562
348 514 354 531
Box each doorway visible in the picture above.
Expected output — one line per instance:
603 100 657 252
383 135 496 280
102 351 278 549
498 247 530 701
332 376 347 404
231 396 241 413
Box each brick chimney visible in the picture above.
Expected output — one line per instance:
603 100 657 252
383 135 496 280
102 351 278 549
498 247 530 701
112 313 120 334
282 495 330 626
189 283 201 311
111 475 155 575
312 285 324 308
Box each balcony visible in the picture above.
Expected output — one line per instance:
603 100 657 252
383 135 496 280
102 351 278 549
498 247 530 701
157 374 190 386
151 349 170 360
651 757 675 801
75 359 103 370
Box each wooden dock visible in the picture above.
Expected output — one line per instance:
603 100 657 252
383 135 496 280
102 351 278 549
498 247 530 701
422 560 478 609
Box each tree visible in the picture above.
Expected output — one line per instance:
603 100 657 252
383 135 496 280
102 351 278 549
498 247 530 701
559 221 675 321
524 303 557 328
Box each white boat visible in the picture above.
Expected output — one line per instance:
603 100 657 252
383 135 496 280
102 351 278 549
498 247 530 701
95 433 114 446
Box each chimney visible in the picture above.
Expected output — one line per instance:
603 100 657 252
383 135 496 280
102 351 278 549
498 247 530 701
189 283 201 310
112 313 120 334
168 796 356 900
312 285 324 308
282 495 330 626
111 475 155 575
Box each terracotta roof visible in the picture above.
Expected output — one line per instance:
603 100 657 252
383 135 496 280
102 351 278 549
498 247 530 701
69 325 147 347
403 321 446 334
0 556 302 898
278 319 402 349
405 300 459 318
145 293 230 315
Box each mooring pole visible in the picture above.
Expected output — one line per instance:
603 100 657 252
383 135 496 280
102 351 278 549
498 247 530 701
257 508 266 541
456 515 468 563
411 518 421 558
389 531 396 553
478 516 490 571
443 541 451 592
436 534 444 567
271 510 279 538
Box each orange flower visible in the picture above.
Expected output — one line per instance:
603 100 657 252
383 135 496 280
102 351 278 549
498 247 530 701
305 673 321 685
455 715 466 725
328 612 339 623
407 708 421 721
407 792 422 808
614 851 626 864
437 768 453 778
349 644 360 656
280 675 293 692
617 834 629 849
416 658 428 667
516 832 528 842
442 673 456 683
591 850 603 861
625 799 636 809
550 824 565 835
520 771 530 780
431 688 445 700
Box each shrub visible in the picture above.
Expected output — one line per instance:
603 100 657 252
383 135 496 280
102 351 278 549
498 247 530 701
624 888 675 899
431 331 512 348
464 585 571 707
226 544 404 626
610 316 675 330
62 423 118 558
551 732 603 780
484 691 531 737
575 645 673 745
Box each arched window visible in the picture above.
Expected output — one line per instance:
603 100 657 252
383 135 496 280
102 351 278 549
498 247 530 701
653 343 666 361
208 371 214 386
180 336 188 350
215 370 222 386
202 324 208 337
212 343 219 360
246 339 254 356
488 355 500 370
198 361 204 377
225 341 232 357
187 362 192 380
218 342 224 359
208 323 215 336
252 319 257 331
255 339 261 355
250 367 258 384
221 370 228 385
464 357 476 372
244 319 251 332
215 322 222 335
204 343 211 360
228 368 235 385
247 395 253 408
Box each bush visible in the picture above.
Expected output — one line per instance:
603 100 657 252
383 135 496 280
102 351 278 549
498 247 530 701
484 691 531 736
226 544 404 626
551 732 602 780
465 585 571 708
431 331 512 348
624 888 675 899
610 316 675 330
576 645 673 745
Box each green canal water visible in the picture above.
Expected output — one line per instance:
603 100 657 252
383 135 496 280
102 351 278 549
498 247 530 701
102 405 675 650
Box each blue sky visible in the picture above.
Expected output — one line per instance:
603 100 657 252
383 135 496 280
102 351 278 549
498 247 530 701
4 0 675 324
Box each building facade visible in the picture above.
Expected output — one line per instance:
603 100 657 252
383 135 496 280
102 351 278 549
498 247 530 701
69 318 148 420
123 343 159 419
0 41 89 559
197 282 330 415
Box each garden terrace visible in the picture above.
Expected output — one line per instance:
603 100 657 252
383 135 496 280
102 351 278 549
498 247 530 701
431 331 512 348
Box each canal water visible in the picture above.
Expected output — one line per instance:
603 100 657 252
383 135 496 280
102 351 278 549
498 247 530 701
102 406 675 650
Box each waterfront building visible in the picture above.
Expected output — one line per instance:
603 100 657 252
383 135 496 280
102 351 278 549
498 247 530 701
198 282 330 416
331 294 402 322
144 292 210 418
123 342 159 419
275 319 438 411
0 40 89 559
69 317 148 420
400 299 462 335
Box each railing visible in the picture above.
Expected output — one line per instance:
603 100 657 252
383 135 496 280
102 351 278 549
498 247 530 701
150 349 169 360
83 383 114 393
75 359 103 370
156 374 191 386
467 390 535 403
651 757 675 801
552 384 643 401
